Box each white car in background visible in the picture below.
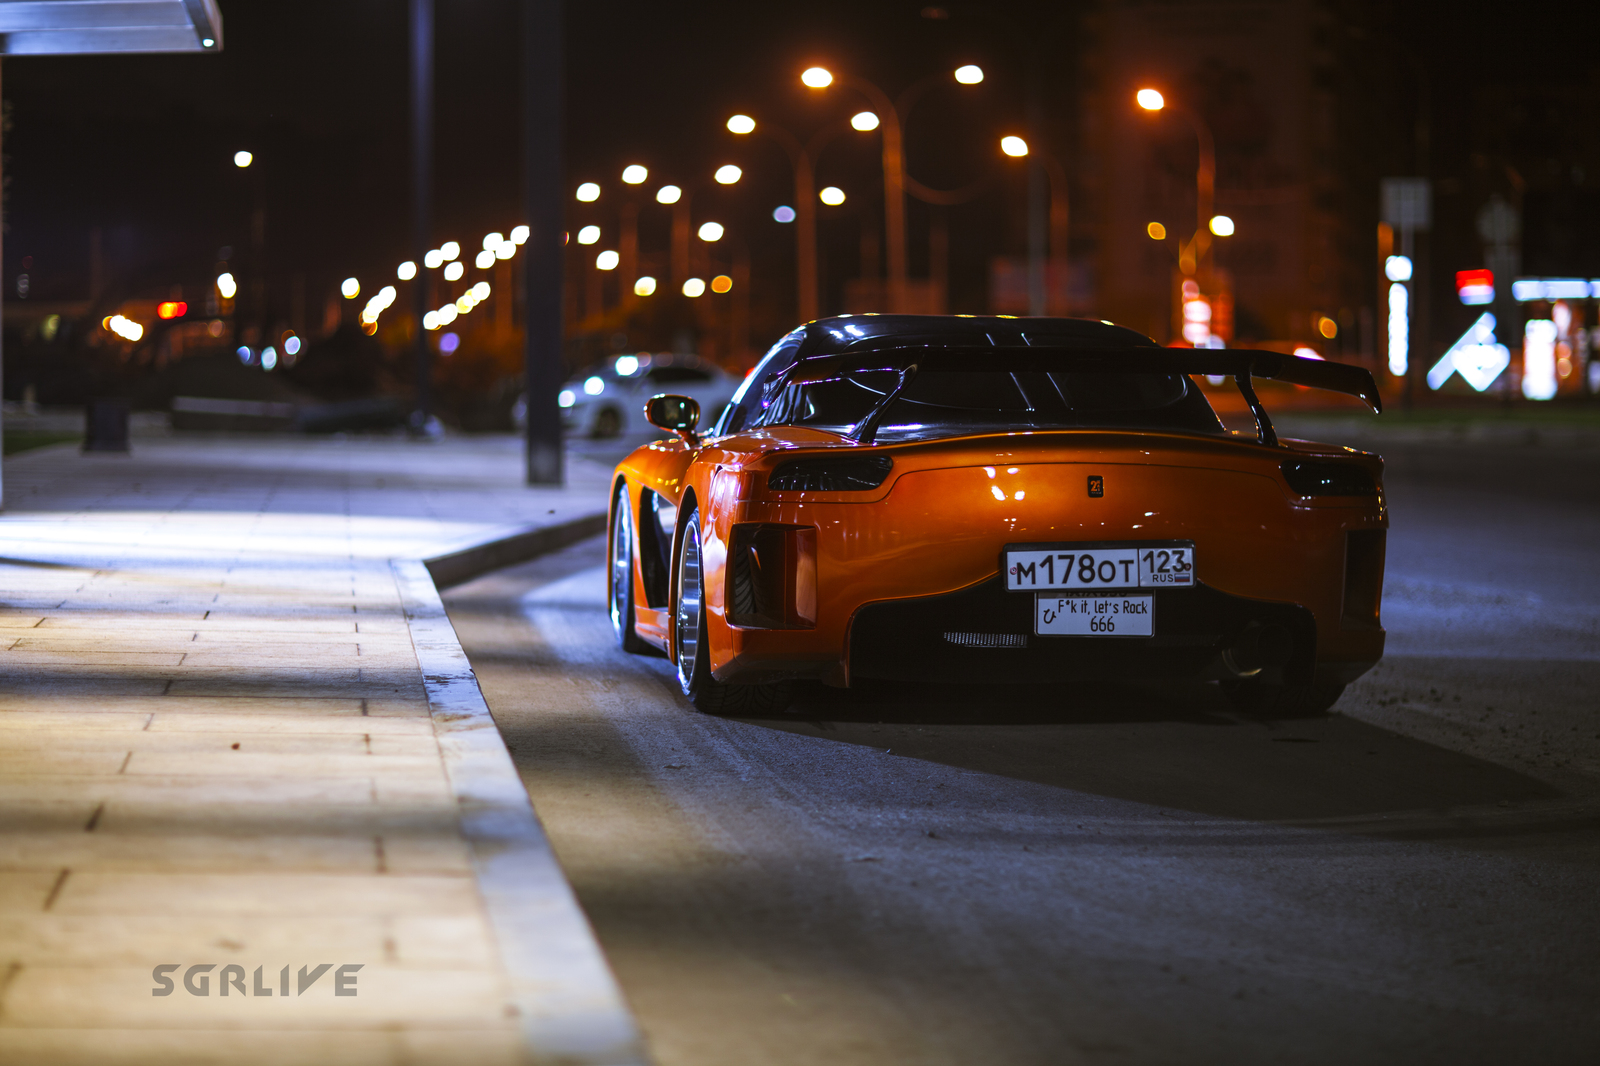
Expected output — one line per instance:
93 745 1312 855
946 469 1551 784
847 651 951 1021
559 353 742 437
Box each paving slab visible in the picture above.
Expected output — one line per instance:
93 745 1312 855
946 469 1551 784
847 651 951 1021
0 436 642 1065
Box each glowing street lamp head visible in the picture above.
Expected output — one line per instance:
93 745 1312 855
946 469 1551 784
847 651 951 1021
424 249 445 270
621 164 648 184
714 164 742 184
511 225 530 244
698 221 724 242
801 66 833 88
1136 88 1165 111
341 278 360 299
656 184 682 204
440 241 460 261
577 225 601 245
634 276 657 297
1000 135 1029 158
954 64 984 85
1209 214 1235 237
575 182 600 202
683 278 707 298
818 186 846 206
850 111 880 132
233 150 253 168
727 114 756 135
398 261 417 281
595 250 620 271
1147 222 1167 240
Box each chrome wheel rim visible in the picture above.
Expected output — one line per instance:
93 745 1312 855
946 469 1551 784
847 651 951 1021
675 518 702 689
610 492 632 641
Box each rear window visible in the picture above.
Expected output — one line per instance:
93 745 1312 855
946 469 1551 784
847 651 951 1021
754 367 1222 441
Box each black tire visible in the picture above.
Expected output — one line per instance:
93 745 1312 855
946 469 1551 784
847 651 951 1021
609 487 654 655
674 509 794 716
593 407 622 438
1220 679 1346 719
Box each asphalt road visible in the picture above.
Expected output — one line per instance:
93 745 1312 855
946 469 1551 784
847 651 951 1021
443 439 1600 1066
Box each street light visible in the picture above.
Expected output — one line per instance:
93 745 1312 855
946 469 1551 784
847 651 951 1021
1134 87 1215 278
1209 215 1235 237
621 164 648 184
726 114 756 135
575 182 600 202
819 186 846 206
1000 136 1029 157
698 222 724 242
714 165 742 184
656 185 683 204
804 64 985 313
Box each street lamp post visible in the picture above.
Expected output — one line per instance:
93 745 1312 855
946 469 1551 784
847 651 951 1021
727 114 844 323
1136 88 1215 278
523 0 565 484
999 135 1071 314
802 67 909 313
410 0 434 434
801 65 987 314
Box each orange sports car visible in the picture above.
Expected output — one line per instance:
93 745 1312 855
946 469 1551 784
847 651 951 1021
607 315 1386 717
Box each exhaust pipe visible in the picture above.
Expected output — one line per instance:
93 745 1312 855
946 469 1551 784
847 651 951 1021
1222 623 1293 678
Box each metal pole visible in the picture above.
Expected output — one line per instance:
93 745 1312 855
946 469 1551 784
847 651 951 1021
1026 51 1046 317
524 0 565 484
410 0 433 433
0 56 6 511
880 106 907 313
795 147 818 321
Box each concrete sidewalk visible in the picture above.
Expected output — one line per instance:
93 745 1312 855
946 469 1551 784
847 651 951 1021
0 436 638 1065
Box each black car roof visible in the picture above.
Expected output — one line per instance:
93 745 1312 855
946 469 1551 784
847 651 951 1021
797 315 1159 355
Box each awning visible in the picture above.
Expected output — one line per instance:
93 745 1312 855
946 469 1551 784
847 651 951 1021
0 0 222 54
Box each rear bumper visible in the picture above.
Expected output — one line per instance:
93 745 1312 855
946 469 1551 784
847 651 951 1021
846 576 1376 687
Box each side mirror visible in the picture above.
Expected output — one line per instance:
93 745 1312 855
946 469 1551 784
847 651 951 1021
644 393 700 445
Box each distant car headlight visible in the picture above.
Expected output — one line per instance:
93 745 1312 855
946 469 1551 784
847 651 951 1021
1280 460 1377 496
768 455 893 492
558 389 576 408
584 375 605 396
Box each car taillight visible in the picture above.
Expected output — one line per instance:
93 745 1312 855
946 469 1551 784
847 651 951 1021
727 524 816 629
1280 460 1377 497
767 454 892 492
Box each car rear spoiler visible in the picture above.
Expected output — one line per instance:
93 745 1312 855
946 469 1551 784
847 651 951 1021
774 346 1383 447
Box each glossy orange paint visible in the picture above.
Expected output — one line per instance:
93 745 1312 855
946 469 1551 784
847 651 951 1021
611 422 1386 688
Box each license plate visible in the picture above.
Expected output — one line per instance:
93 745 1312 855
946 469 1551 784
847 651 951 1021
1036 593 1154 637
1004 542 1195 591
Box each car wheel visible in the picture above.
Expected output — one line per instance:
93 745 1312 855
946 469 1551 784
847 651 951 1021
609 487 654 654
674 508 793 716
1220 679 1345 719
593 407 622 438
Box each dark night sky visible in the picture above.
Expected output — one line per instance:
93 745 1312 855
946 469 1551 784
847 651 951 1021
5 0 1599 333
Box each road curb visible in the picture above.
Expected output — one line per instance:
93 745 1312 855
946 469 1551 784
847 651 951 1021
393 555 648 1066
424 512 609 589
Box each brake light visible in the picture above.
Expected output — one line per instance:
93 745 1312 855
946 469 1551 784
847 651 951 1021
157 301 187 320
1281 460 1377 497
768 454 892 492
